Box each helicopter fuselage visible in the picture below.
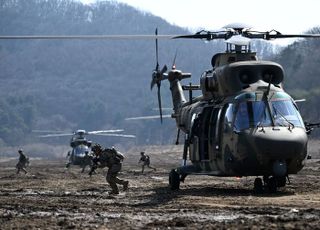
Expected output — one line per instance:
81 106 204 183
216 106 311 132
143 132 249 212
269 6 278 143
168 53 308 181
69 144 91 165
175 89 307 178
68 136 92 166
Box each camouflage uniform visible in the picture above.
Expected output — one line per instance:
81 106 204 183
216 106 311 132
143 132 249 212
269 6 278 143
91 145 129 195
139 151 156 174
16 149 29 174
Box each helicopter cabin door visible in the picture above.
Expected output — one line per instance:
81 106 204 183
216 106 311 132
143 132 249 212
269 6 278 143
208 107 221 160
196 106 213 161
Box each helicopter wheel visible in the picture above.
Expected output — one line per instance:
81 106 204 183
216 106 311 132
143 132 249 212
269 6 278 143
169 169 180 190
276 176 286 187
253 177 263 194
266 176 277 193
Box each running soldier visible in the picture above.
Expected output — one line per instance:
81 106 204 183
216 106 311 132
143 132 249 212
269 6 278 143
65 151 72 169
90 144 129 195
16 149 29 174
139 151 156 174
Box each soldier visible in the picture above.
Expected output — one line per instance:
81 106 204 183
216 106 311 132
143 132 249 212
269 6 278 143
16 149 29 174
81 150 92 173
139 151 156 174
88 145 104 176
65 151 72 169
91 144 129 195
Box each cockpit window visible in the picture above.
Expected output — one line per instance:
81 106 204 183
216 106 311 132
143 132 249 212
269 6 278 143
271 100 304 127
232 92 305 131
270 92 304 128
234 101 272 131
74 144 89 156
224 103 234 129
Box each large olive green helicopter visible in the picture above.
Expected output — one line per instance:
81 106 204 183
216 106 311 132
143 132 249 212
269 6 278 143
150 23 320 192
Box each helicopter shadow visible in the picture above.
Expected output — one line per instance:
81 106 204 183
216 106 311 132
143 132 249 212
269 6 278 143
132 184 295 208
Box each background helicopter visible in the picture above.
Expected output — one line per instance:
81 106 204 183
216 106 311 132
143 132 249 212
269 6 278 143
34 129 135 168
151 23 320 192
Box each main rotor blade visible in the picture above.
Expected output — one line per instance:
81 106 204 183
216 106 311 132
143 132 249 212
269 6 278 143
125 114 172 121
173 29 320 41
88 129 124 134
0 35 176 40
152 108 172 111
245 33 320 40
93 133 136 138
38 133 74 138
173 33 227 40
267 34 320 39
32 129 69 133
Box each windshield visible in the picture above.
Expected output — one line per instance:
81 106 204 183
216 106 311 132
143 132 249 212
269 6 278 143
234 101 272 131
74 145 89 157
271 100 304 127
232 93 304 131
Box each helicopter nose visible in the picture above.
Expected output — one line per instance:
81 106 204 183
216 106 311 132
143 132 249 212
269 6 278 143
253 127 307 160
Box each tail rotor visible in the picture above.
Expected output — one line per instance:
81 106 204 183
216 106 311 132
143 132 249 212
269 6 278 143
151 28 167 123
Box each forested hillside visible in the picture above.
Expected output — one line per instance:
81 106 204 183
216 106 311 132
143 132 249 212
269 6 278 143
0 0 319 148
0 0 220 147
274 28 320 129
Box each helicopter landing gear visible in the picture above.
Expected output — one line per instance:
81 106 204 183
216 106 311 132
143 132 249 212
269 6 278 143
254 177 263 194
65 162 71 169
266 176 277 193
180 173 188 183
169 169 180 190
254 175 288 193
263 175 287 193
275 176 286 187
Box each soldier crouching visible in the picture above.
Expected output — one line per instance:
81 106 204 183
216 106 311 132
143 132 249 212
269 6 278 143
91 144 129 195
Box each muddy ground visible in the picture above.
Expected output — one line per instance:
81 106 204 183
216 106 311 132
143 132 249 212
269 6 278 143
0 145 320 229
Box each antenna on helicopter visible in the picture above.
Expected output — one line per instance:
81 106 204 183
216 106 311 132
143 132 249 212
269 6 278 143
172 49 178 70
151 28 167 123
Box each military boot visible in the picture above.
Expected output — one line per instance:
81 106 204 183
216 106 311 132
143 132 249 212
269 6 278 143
109 190 119 195
123 181 129 191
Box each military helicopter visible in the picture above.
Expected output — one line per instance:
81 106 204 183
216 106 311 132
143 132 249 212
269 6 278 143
2 24 320 191
150 23 320 192
35 129 135 168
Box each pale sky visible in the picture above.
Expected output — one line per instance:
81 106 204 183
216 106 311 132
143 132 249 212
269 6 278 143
80 0 320 34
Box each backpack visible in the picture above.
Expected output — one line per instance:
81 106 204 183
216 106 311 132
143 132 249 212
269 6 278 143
114 151 124 162
106 148 124 163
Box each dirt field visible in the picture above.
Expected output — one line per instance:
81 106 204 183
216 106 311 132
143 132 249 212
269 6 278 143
0 144 320 229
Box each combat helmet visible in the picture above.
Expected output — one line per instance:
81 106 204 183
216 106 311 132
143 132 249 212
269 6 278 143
91 144 102 153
